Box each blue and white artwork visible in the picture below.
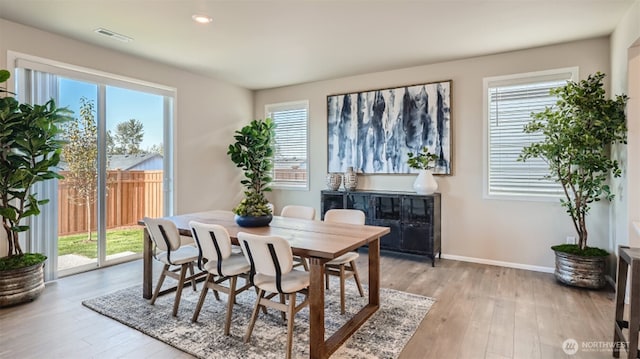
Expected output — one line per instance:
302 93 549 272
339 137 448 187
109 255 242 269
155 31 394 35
327 81 451 174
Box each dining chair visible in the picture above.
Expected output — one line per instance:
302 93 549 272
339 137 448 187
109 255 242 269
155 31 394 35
280 204 316 271
323 209 366 314
189 221 253 335
238 232 309 359
143 217 202 317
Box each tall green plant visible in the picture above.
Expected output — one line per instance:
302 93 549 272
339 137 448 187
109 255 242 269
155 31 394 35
227 118 275 216
0 70 72 256
519 72 627 252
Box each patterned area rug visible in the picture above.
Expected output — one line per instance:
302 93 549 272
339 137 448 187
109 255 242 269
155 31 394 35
82 278 435 359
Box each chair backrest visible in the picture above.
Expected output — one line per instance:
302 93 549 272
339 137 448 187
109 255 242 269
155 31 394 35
143 217 181 251
189 221 234 266
281 205 316 220
238 232 294 278
323 209 366 225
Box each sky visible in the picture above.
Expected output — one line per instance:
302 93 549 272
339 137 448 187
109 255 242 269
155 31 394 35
59 78 164 151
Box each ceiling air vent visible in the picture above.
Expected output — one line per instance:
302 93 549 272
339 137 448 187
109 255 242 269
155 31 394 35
94 28 133 43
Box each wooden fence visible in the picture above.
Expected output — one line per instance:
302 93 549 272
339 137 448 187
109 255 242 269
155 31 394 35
58 170 163 236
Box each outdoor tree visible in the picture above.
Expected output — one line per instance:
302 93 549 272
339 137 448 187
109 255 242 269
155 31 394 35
114 118 144 155
147 142 163 155
105 129 116 155
61 97 98 242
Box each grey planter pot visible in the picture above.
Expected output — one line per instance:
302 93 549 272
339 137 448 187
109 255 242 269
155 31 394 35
553 249 606 289
0 262 45 307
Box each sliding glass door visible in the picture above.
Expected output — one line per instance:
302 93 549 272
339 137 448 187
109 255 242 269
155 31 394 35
14 57 175 279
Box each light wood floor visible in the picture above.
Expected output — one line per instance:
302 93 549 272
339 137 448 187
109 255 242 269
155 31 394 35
0 251 616 359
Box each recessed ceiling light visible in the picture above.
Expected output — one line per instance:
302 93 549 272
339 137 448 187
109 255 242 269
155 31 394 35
94 28 133 43
192 14 213 24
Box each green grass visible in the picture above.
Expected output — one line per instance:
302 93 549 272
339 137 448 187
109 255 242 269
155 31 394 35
58 227 144 259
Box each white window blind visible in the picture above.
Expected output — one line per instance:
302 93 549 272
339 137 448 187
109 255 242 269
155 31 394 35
485 68 577 199
266 101 309 189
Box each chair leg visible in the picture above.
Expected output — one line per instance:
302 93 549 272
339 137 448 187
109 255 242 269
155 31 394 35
301 257 309 271
280 293 287 322
325 272 330 290
224 276 238 336
173 264 189 317
150 264 169 305
212 279 221 301
191 273 213 322
244 289 264 343
350 260 364 297
285 293 297 359
339 265 346 314
189 262 197 291
255 286 267 314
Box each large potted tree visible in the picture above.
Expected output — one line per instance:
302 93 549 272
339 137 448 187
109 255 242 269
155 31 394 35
227 118 275 227
0 69 71 306
519 72 627 289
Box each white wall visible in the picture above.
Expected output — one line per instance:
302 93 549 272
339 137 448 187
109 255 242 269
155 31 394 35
611 0 640 254
256 37 611 270
0 19 252 219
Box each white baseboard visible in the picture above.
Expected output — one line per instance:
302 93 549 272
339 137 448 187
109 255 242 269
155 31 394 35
441 253 555 273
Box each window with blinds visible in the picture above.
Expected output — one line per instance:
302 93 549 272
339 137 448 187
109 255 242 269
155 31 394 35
266 101 309 189
484 68 577 199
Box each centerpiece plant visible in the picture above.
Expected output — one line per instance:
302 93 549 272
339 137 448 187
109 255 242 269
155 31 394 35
519 72 627 288
0 68 71 306
227 118 275 227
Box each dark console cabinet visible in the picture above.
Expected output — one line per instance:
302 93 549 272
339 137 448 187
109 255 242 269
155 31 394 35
321 190 441 266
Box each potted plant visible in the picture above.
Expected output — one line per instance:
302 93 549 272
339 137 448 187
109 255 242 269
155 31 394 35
0 69 71 306
227 118 275 227
519 72 627 289
407 146 439 195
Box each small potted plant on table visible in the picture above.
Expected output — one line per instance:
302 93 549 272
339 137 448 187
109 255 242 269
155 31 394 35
227 118 275 227
519 72 627 289
407 146 439 195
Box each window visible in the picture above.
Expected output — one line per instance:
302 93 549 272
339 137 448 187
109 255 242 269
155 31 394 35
484 67 578 199
266 101 309 189
9 51 175 279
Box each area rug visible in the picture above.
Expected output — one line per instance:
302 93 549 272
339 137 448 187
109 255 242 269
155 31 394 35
82 278 435 359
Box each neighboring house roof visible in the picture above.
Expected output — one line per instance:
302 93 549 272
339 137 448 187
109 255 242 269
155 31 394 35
59 153 163 171
107 154 162 170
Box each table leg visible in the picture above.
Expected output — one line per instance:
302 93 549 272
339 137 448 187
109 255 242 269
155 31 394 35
308 257 326 359
143 227 152 299
629 258 640 359
322 239 381 357
614 250 628 358
369 237 380 306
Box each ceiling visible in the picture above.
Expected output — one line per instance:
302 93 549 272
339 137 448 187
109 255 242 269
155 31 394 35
0 0 634 90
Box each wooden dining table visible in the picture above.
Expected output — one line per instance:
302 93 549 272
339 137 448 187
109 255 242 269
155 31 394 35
141 210 390 359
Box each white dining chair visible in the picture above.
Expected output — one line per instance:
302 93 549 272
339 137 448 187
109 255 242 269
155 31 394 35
189 221 253 335
238 232 309 359
323 209 366 314
280 205 316 271
143 217 201 317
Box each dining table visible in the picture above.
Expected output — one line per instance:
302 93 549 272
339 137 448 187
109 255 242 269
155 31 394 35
140 210 390 359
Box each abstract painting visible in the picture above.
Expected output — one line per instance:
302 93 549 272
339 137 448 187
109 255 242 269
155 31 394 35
327 80 451 174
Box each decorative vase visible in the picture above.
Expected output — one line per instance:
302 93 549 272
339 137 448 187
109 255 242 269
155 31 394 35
343 166 358 191
326 173 342 191
553 250 606 289
413 169 438 195
0 262 45 307
234 214 273 228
